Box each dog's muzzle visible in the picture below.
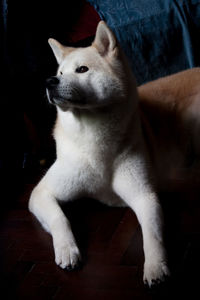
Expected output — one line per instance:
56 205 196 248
46 76 86 109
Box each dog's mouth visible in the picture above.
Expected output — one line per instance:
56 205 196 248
46 89 88 110
55 97 87 108
46 88 119 111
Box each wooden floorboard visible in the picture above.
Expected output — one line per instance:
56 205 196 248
0 183 200 299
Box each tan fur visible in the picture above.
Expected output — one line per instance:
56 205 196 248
138 68 200 189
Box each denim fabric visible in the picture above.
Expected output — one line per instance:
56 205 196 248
88 0 200 84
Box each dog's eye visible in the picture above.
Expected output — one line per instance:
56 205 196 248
75 66 89 73
60 71 63 75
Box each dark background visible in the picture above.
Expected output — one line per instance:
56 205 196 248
0 0 100 201
0 1 200 299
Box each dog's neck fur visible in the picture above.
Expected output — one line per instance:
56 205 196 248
54 89 143 161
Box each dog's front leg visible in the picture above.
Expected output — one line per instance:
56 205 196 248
29 184 81 270
113 155 170 286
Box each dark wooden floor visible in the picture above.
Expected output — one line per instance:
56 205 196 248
0 178 200 299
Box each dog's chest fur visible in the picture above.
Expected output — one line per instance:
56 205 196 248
53 106 132 172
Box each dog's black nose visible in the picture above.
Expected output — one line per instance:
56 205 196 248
46 76 59 89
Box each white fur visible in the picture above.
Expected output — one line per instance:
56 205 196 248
29 21 169 286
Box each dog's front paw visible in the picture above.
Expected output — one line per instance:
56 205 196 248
143 260 170 287
54 242 81 270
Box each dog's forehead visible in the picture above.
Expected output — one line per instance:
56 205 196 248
60 47 103 71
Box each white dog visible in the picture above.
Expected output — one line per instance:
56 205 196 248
29 21 174 286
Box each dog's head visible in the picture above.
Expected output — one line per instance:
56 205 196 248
47 21 134 111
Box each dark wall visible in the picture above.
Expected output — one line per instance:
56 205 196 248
0 0 96 196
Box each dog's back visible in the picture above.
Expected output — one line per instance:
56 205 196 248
138 68 200 189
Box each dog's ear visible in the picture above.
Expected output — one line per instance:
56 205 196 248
92 21 117 57
48 38 74 64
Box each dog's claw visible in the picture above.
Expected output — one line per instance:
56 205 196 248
144 273 170 289
65 260 81 271
150 279 161 288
